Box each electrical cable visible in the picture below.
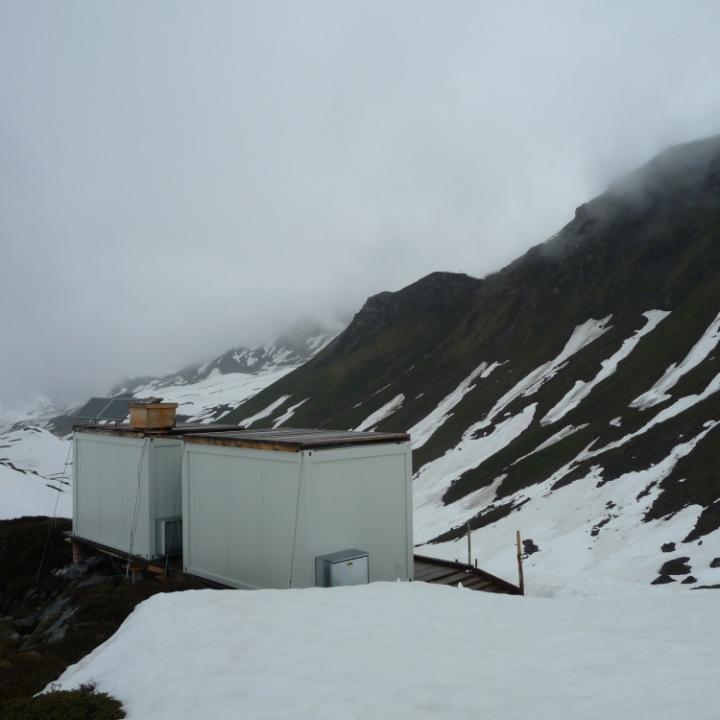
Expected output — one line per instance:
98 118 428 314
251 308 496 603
36 430 74 582
126 437 149 579
287 451 306 588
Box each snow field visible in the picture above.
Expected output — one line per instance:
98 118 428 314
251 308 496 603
0 425 71 519
425 425 720 595
53 582 720 720
134 367 296 424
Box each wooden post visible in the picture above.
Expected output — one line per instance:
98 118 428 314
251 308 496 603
466 522 472 567
515 530 525 595
72 539 86 565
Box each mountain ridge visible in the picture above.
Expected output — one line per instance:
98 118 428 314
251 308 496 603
220 133 720 589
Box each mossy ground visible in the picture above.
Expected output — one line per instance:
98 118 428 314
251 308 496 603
0 517 205 712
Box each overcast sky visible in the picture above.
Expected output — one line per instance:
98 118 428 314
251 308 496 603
2 1 720 406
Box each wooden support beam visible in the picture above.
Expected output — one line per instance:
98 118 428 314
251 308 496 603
516 530 525 596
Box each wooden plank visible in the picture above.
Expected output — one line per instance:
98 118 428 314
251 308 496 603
413 554 522 595
414 565 464 582
428 571 475 586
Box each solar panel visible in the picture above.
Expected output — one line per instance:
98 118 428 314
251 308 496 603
96 397 131 421
74 396 132 423
74 397 113 420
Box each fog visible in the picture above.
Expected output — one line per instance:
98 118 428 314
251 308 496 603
2 1 720 406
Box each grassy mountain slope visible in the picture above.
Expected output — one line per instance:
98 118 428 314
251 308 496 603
224 135 720 585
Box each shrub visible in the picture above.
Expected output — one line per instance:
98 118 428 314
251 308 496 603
0 682 125 720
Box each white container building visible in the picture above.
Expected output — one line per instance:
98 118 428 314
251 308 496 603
72 423 235 560
181 428 413 589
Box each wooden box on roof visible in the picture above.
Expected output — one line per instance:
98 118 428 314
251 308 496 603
128 402 179 431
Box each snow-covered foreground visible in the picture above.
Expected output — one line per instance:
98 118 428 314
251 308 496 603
0 425 71 519
54 582 720 720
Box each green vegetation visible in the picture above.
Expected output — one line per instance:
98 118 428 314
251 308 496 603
2 682 125 720
222 134 720 544
0 517 205 710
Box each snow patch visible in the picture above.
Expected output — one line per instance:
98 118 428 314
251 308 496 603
409 361 496 449
240 395 291 427
543 310 669 425
511 424 588 465
355 394 404 432
581 371 720 460
272 398 309 428
632 308 720 409
413 404 537 543
481 316 612 429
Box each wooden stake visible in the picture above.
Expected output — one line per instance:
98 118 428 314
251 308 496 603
71 539 85 565
466 522 472 567
515 530 525 595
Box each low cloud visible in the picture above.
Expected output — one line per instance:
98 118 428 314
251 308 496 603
1 1 719 404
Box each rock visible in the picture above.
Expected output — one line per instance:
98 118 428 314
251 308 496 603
75 575 114 590
681 576 697 584
659 557 691 575
711 558 720 568
85 555 107 571
54 563 88 579
661 542 676 553
651 574 676 585
13 613 40 630
522 538 540 555
44 608 76 644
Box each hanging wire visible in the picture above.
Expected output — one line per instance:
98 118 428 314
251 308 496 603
288 451 306 588
36 430 74 582
125 437 149 579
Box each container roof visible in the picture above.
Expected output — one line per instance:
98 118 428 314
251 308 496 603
74 423 240 438
183 427 410 451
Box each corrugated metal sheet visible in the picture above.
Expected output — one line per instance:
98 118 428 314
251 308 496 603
182 440 413 589
73 432 185 560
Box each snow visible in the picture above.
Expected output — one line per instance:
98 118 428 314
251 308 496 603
542 310 669 425
0 425 71 519
424 424 719 595
511 423 587 465
408 361 499 449
355 393 405 431
579 371 720 461
409 320 612 543
480 316 612 428
413 404 536 543
272 397 309 428
133 367 294 424
0 396 65 431
240 394 291 427
632 308 720 409
53 582 720 720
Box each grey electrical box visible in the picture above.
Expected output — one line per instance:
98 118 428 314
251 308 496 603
156 517 182 557
315 549 369 587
